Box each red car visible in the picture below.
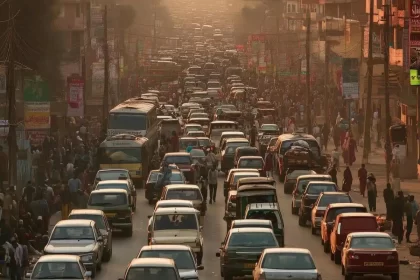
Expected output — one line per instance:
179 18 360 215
341 232 399 280
162 152 197 184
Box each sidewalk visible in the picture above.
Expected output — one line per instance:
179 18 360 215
335 144 420 267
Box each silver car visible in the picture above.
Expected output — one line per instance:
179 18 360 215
27 255 92 280
253 248 320 280
137 245 203 279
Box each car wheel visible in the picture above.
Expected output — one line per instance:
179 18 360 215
102 247 112 262
148 199 154 205
91 265 97 278
311 225 316 235
197 250 203 266
126 226 133 237
298 214 306 227
341 265 345 275
334 251 341 264
330 250 334 261
344 273 353 280
223 269 233 280
391 273 399 280
323 240 330 253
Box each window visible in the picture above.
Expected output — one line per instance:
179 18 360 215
318 195 351 207
163 156 192 164
99 147 142 164
88 193 128 207
68 214 106 230
51 227 94 240
108 113 147 131
126 267 177 280
262 253 315 270
97 183 129 191
245 210 283 229
154 214 198 230
238 159 264 169
350 237 394 249
326 207 367 222
139 250 195 269
166 189 202 200
307 184 337 194
228 232 277 247
179 139 200 149
32 262 83 279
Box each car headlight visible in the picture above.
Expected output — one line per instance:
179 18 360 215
80 253 94 262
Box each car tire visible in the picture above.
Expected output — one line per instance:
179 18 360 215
391 273 399 280
148 199 154 205
298 214 306 227
323 240 330 253
334 251 341 264
223 269 233 280
103 247 112 262
344 273 353 280
330 250 334 261
126 226 133 237
91 265 97 278
341 265 345 275
311 225 316 235
197 250 203 266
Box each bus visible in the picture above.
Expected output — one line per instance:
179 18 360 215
98 134 151 188
107 100 159 155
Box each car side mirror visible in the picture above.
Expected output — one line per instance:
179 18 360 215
147 215 152 219
216 252 220 257
84 271 92 277
197 265 204 270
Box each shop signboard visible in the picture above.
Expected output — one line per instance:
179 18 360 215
24 102 50 129
67 75 84 117
23 76 50 102
342 58 359 99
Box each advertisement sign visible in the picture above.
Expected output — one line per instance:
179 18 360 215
67 75 84 117
363 27 383 59
92 62 105 97
342 58 359 99
26 130 49 146
403 17 410 73
0 69 5 95
23 77 50 102
24 102 50 129
410 0 420 84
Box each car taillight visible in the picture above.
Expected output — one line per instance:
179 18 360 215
316 211 325 217
348 251 359 259
387 252 398 261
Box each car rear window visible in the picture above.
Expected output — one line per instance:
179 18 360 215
245 210 283 229
297 177 331 192
97 183 129 191
288 170 316 179
179 139 200 150
166 189 202 200
228 232 277 247
98 171 129 181
341 217 378 231
88 193 127 207
149 172 183 182
233 173 259 184
280 139 320 156
350 237 394 249
307 184 337 194
326 207 367 222
154 214 198 230
262 253 315 270
198 138 211 147
139 250 195 269
318 195 352 207
68 214 106 229
226 142 249 154
237 149 259 157
164 156 192 164
126 267 177 280
238 159 263 169
233 224 272 229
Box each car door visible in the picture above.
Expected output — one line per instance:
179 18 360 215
341 236 351 266
311 196 321 225
219 233 230 267
253 251 264 279
94 224 104 261
103 216 112 246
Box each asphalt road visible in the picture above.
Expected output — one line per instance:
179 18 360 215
98 173 416 280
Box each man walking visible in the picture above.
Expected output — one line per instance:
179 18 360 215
392 191 405 244
383 183 394 220
358 164 367 197
207 165 218 204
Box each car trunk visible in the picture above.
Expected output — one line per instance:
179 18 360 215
347 249 398 267
226 247 266 267
262 268 318 280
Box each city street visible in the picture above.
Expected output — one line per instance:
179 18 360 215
92 173 418 280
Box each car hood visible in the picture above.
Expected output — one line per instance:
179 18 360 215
45 240 96 254
261 268 318 279
179 269 199 279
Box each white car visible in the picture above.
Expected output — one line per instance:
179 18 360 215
27 255 92 280
122 258 181 280
253 248 321 280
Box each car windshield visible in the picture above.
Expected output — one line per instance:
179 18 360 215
350 237 394 249
260 125 278 131
126 267 177 280
190 149 205 158
51 226 94 240
185 126 201 132
179 139 199 149
97 183 129 191
154 214 198 230
233 173 259 184
307 184 337 194
108 113 147 130
245 210 283 229
149 172 183 182
99 148 142 164
68 214 106 230
238 159 263 169
237 149 259 157
88 193 127 207
226 143 249 154
166 189 202 200
97 171 129 181
139 250 195 269
228 232 277 247
262 253 316 270
297 178 331 193
164 156 192 164
288 170 315 180
31 262 83 279
326 207 367 222
318 195 351 207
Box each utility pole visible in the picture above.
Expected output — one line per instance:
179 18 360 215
103 5 109 128
324 39 330 126
152 3 157 56
383 1 391 183
82 56 86 117
363 0 374 164
305 11 312 134
7 1 16 186
276 15 280 82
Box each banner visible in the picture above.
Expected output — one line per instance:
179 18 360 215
410 0 420 84
67 75 84 117
342 58 359 99
24 102 50 129
363 27 383 59
26 130 49 146
23 77 50 102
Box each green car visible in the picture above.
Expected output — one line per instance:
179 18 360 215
87 189 133 237
216 228 279 280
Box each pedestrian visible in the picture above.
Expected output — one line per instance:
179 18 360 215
22 182 35 210
383 183 394 220
332 148 340 172
358 164 368 197
3 188 12 226
328 164 338 186
68 173 82 209
392 191 405 244
322 124 330 151
342 166 352 193
366 173 377 212
263 151 274 177
404 196 414 243
11 237 23 280
415 209 420 242
250 125 257 147
207 165 218 204
60 183 71 220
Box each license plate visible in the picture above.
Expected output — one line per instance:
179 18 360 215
244 263 255 269
364 262 383 266
106 213 116 218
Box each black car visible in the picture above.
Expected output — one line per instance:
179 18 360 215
298 181 338 227
220 138 249 173
145 169 186 204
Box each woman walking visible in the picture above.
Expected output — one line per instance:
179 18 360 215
342 166 353 193
264 151 274 178
366 173 377 212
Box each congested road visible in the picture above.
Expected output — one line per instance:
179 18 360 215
97 173 414 280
